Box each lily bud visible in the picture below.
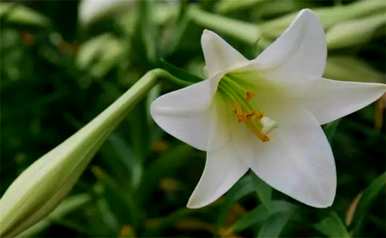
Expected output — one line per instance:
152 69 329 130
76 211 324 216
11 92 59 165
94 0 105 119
327 13 386 49
0 69 161 238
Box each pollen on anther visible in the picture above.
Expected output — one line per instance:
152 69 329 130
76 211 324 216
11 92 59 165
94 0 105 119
233 104 247 122
246 123 270 142
245 91 256 101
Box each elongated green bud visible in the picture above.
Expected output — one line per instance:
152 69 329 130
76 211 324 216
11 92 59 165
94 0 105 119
0 69 175 238
260 0 386 39
327 13 386 49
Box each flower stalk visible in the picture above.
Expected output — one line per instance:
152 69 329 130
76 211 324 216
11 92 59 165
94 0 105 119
0 69 176 238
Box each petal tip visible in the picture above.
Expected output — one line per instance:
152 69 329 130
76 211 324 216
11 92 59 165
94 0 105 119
307 181 337 209
299 8 314 15
201 29 219 43
311 198 334 209
186 197 206 209
296 8 320 23
202 29 213 35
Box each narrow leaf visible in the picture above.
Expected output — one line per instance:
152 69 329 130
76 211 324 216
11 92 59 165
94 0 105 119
350 172 386 235
257 212 291 238
0 3 50 28
231 201 295 232
315 212 350 238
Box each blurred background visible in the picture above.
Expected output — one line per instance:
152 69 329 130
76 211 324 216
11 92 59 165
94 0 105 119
0 0 385 237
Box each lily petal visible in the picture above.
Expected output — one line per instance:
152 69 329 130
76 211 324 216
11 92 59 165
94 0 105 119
290 78 386 124
150 79 217 151
187 144 248 209
251 9 326 80
201 30 248 77
234 105 336 208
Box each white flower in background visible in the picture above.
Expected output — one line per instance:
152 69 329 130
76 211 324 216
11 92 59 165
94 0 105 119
79 0 135 25
151 9 386 208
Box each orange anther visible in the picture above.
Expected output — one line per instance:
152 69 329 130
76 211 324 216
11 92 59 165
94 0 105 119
245 91 256 101
252 129 270 142
245 111 263 120
233 103 247 122
246 112 255 119
254 111 263 119
245 121 270 142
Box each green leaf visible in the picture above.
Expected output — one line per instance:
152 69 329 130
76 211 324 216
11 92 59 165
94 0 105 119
144 208 197 236
216 174 265 226
216 173 273 228
158 1 189 57
315 212 350 238
257 212 291 238
324 119 340 142
77 34 126 79
91 167 140 228
95 196 120 232
16 194 91 237
231 201 296 232
0 3 50 28
227 174 261 203
350 172 386 235
137 0 157 64
139 145 193 203
251 174 272 209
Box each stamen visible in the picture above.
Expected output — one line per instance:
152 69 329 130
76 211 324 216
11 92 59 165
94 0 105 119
246 111 263 119
245 91 256 101
219 74 277 143
233 103 247 122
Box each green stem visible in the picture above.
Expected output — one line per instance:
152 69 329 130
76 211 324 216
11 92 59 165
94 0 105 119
188 6 261 45
0 68 176 238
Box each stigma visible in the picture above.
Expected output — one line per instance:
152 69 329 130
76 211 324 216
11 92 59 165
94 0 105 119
218 74 277 142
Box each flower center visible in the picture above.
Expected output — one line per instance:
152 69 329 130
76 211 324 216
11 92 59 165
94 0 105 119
218 74 277 142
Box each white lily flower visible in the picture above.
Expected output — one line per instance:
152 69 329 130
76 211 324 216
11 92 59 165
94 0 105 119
150 9 386 208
